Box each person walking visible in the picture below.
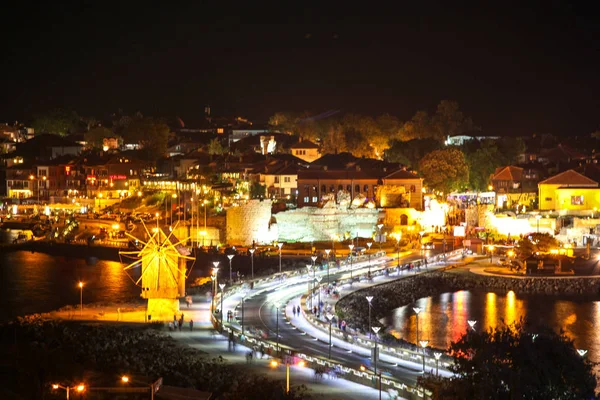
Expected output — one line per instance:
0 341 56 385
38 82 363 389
189 319 194 331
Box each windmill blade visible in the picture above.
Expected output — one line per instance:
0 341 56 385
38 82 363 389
124 259 142 271
136 252 158 285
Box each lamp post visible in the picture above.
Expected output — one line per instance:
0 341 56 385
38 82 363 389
306 265 314 308
311 255 317 268
419 231 425 263
212 262 220 304
171 193 177 222
434 352 442 376
348 244 354 284
210 275 216 311
249 248 255 279
489 245 495 263
203 199 207 246
227 254 234 282
366 296 374 338
377 224 384 251
270 359 305 394
326 313 334 359
366 242 372 275
468 320 477 331
52 383 85 400
78 281 83 316
535 214 541 233
419 340 429 373
315 276 323 314
219 283 226 329
413 307 421 363
121 376 162 400
325 249 331 284
278 242 283 273
372 326 381 375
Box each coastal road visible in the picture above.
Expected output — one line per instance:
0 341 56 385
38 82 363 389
238 252 446 386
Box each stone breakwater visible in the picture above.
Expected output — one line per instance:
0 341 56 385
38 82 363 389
337 271 600 335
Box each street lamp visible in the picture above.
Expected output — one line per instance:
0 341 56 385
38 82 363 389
419 340 429 373
171 193 177 222
365 296 375 339
277 242 283 273
270 359 305 394
377 224 384 251
203 199 208 246
219 283 226 329
366 242 373 276
306 264 314 308
52 383 85 399
325 249 331 284
78 281 83 316
468 320 477 331
249 248 255 279
372 326 381 375
240 291 248 334
413 307 422 361
326 313 334 359
348 244 354 284
434 352 443 376
210 275 216 311
121 376 162 400
227 254 234 282
419 231 425 263
489 245 495 263
315 275 323 314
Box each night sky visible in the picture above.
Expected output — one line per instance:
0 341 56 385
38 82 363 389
2 2 599 136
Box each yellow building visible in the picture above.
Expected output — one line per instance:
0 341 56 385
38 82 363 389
538 169 598 211
290 140 321 163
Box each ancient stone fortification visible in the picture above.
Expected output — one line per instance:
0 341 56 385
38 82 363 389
226 200 277 245
274 203 380 242
338 271 600 334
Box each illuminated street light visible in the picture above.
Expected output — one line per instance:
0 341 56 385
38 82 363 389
325 249 331 284
366 296 374 339
278 242 283 273
348 244 354 284
434 352 443 376
419 340 429 373
78 281 84 316
227 254 234 282
315 275 323 312
366 241 373 275
52 383 85 399
249 248 255 279
270 358 305 394
468 320 477 331
219 283 226 329
372 326 381 375
489 245 495 263
326 313 334 359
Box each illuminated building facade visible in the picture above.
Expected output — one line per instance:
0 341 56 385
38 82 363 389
538 170 598 211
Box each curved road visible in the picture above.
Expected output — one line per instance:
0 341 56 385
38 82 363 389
241 252 434 386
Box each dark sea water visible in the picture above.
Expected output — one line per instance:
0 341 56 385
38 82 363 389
386 289 600 363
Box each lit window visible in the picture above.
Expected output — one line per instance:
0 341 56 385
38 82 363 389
571 196 584 205
303 196 309 203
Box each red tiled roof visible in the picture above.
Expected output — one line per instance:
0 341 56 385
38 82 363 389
290 140 319 149
538 169 598 186
492 166 523 181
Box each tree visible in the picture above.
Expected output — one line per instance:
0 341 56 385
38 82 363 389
207 138 226 155
123 117 170 160
419 148 469 193
463 140 502 191
515 233 559 258
432 100 478 141
384 138 441 168
250 182 266 199
30 108 81 136
496 136 526 165
84 126 116 149
320 121 346 155
268 112 298 134
398 110 434 141
419 320 597 400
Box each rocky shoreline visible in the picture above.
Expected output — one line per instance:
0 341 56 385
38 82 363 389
337 270 600 335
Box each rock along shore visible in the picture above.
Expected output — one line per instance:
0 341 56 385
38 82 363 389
337 270 600 335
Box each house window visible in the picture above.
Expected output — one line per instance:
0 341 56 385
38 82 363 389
545 197 552 201
364 185 369 192
346 185 351 192
303 196 309 203
274 177 280 184
410 185 416 193
284 176 291 183
312 196 318 203
355 185 360 193
330 185 334 192
571 196 584 205
321 185 326 193
338 185 343 191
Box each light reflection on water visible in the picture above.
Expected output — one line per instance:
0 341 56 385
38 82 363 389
386 290 600 363
0 251 140 320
